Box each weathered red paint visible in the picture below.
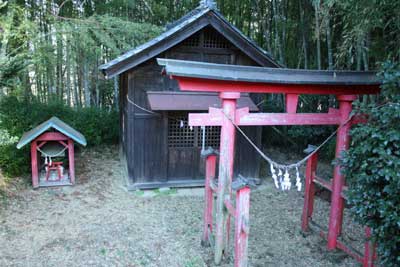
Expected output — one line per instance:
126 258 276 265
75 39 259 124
327 95 356 249
202 154 217 247
36 132 68 141
363 227 376 267
313 175 333 191
285 94 299 113
234 187 250 267
45 162 64 181
176 76 380 95
236 112 342 126
189 107 343 127
223 198 236 217
31 141 39 188
58 140 68 148
214 92 240 264
301 152 318 232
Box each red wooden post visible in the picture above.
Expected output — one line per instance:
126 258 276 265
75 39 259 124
363 227 376 267
327 95 356 250
285 93 299 113
215 92 240 265
234 186 250 267
68 138 75 185
202 154 217 246
301 152 318 232
30 141 39 188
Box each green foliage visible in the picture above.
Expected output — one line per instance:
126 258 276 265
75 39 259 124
0 3 36 94
0 144 29 177
0 96 119 176
341 61 400 266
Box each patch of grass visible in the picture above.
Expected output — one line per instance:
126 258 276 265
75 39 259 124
155 188 177 196
0 189 7 207
133 190 144 197
99 248 106 256
184 256 204 267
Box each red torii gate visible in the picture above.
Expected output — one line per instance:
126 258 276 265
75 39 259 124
158 59 381 267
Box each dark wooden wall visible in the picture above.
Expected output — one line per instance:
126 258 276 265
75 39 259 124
121 26 263 188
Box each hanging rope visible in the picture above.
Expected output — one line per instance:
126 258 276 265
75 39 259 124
37 146 68 166
223 110 352 191
222 102 398 191
126 95 157 114
126 95 190 127
223 110 351 169
37 146 68 158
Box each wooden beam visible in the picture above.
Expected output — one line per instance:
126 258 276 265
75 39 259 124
285 94 299 113
202 154 217 247
189 107 342 127
31 141 39 188
36 132 68 141
234 187 251 267
176 77 380 95
236 113 341 126
214 94 239 265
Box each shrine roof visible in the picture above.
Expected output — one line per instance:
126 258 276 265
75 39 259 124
99 4 280 78
158 59 381 86
17 117 87 149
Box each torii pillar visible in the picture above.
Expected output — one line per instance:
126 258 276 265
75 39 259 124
214 92 240 263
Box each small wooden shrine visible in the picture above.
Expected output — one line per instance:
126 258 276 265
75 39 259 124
16 117 87 188
99 1 280 189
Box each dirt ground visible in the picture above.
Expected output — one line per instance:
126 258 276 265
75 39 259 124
0 146 365 267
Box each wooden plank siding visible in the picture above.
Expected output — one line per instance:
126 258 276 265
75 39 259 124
122 26 264 189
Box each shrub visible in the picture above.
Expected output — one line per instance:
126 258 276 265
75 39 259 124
0 96 119 177
341 61 400 266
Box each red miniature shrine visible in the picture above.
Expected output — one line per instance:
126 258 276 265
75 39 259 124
16 117 87 188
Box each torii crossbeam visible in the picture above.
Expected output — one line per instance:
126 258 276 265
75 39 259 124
158 59 381 267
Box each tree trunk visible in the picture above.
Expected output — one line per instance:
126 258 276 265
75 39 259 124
299 0 309 69
74 59 80 107
280 0 287 65
326 13 333 70
95 57 100 107
56 30 63 101
356 38 362 71
362 36 369 71
83 59 91 107
272 0 283 64
314 0 321 69
66 41 71 106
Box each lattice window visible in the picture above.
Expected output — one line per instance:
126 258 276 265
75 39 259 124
168 113 221 148
197 126 221 148
181 33 200 47
203 29 230 48
168 114 195 148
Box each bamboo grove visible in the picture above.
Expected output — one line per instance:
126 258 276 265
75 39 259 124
1 0 399 109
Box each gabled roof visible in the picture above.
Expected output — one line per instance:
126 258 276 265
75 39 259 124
99 5 280 79
16 117 87 149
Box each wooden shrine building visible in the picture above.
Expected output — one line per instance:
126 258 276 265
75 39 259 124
99 1 280 189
